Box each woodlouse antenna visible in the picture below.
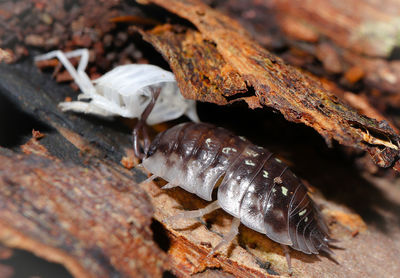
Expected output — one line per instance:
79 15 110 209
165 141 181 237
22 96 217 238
132 88 161 159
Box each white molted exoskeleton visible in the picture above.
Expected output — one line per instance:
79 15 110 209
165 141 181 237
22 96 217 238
34 48 200 125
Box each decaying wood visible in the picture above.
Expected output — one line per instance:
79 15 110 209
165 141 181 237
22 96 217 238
139 25 247 105
1 48 400 278
264 0 400 93
0 146 168 277
1 1 400 277
0 63 277 277
138 0 400 169
206 0 400 119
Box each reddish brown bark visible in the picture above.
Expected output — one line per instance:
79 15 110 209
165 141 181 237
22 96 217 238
139 0 400 169
0 142 168 278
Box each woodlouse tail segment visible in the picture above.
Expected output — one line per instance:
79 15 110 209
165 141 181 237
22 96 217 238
324 237 339 244
319 243 334 256
132 88 161 159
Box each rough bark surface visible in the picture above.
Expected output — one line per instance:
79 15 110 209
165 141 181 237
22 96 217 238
139 0 400 169
204 0 400 130
1 48 400 278
263 0 400 93
139 25 247 105
0 145 168 278
1 1 400 277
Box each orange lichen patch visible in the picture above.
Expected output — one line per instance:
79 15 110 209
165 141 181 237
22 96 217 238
344 66 365 84
64 96 72 102
32 129 45 139
120 156 135 169
121 148 138 169
21 138 50 157
35 58 59 69
325 210 367 235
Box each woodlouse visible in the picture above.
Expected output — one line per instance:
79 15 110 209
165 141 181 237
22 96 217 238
36 49 334 270
135 91 333 272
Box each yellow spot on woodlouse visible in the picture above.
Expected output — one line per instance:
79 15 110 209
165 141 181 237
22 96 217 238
205 138 212 147
275 158 282 163
299 209 307 216
222 147 237 154
304 217 308 222
246 150 259 157
245 160 255 166
263 170 269 178
281 186 288 196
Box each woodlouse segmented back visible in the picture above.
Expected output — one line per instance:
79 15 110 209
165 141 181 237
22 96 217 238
142 121 332 256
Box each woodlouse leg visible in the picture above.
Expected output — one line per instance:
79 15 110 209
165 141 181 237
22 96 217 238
139 174 157 185
208 217 241 257
165 201 220 224
281 244 293 275
132 88 161 159
161 183 178 190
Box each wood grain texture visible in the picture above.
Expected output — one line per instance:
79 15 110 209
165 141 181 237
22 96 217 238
0 144 168 278
138 0 400 169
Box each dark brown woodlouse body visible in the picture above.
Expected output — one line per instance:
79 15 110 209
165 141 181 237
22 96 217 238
142 121 332 255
